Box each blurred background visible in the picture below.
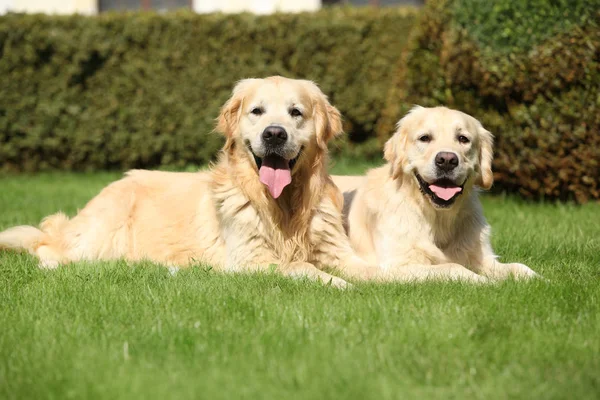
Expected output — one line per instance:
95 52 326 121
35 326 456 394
0 0 597 202
0 0 425 14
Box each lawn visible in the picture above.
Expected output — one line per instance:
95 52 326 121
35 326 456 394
0 166 599 400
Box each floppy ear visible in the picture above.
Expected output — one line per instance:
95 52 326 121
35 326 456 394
383 120 408 180
384 105 423 179
216 79 256 151
307 82 343 150
315 102 343 150
475 122 494 190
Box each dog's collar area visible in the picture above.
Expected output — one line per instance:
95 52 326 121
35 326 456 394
415 173 464 208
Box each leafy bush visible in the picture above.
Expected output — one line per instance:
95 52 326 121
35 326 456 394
0 9 416 171
379 0 599 202
452 0 599 52
2 3 598 202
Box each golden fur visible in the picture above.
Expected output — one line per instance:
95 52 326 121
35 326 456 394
0 76 377 288
333 106 538 282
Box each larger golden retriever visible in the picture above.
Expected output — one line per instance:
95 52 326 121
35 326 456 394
0 76 375 288
334 106 538 282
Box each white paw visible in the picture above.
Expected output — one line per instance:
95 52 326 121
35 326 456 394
446 264 489 284
468 273 490 284
38 259 59 270
509 263 540 280
325 276 353 290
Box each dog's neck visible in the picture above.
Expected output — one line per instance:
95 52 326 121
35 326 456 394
390 170 478 247
216 150 327 236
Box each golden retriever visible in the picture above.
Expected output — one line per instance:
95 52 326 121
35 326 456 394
333 106 538 282
0 76 376 288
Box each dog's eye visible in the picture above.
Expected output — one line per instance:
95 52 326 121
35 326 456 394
418 134 431 143
457 135 470 144
250 107 264 116
289 107 303 118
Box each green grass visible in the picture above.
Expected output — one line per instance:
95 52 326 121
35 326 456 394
1 169 599 400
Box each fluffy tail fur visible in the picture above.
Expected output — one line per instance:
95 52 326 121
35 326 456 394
0 225 43 253
0 212 69 254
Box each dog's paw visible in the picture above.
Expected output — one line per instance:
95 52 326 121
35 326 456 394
508 263 541 280
444 263 490 284
38 259 59 270
468 273 491 284
326 276 353 290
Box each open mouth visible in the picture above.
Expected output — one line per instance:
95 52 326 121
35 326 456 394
248 145 303 199
415 173 464 208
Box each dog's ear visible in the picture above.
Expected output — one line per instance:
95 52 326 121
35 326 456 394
474 121 494 190
306 82 343 150
316 102 343 150
384 106 423 179
384 119 409 180
216 79 257 151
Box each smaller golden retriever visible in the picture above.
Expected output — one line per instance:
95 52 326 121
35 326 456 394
0 76 375 288
334 106 538 282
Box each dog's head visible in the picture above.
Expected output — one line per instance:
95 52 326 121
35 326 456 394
384 106 493 209
217 76 342 199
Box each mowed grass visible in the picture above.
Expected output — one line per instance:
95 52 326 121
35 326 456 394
1 167 599 400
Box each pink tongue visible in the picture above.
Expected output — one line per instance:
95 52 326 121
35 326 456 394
259 155 291 199
429 184 462 201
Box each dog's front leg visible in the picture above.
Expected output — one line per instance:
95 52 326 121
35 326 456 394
310 231 383 281
309 191 380 282
325 252 381 281
281 262 351 289
230 257 351 289
467 227 539 281
478 257 539 281
384 262 489 283
376 238 487 283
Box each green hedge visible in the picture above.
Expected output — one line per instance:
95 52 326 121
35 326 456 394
2 4 599 202
0 8 416 171
379 0 600 202
453 0 598 53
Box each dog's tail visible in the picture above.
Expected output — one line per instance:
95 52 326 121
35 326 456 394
0 212 69 253
0 225 43 253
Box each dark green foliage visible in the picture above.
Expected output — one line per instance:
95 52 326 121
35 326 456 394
452 0 600 52
0 9 416 171
380 0 599 202
1 4 598 202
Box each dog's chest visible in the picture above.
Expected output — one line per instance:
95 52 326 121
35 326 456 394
430 218 459 251
218 190 267 238
432 225 454 250
214 185 307 266
430 212 475 261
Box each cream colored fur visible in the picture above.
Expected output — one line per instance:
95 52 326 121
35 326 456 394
333 106 538 283
0 76 378 288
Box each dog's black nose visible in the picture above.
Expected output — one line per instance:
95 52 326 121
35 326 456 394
262 126 287 146
435 152 459 171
